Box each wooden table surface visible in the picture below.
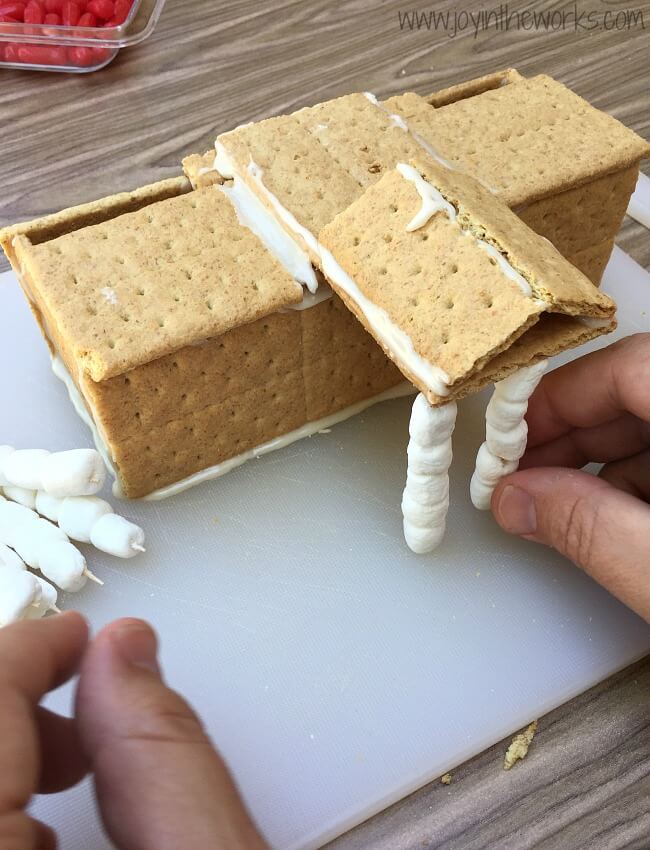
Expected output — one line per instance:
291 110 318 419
1 2 649 847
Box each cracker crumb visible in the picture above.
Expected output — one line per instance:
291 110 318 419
503 720 538 770
440 772 452 785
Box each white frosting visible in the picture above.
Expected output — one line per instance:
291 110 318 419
470 360 548 510
396 162 456 231
0 445 105 498
221 177 318 294
0 567 41 627
100 287 118 305
402 394 456 553
53 352 415 500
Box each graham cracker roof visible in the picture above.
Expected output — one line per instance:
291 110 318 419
12 186 303 382
383 75 650 206
318 160 616 404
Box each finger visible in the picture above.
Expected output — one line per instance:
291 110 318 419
0 812 57 850
492 467 650 622
0 613 88 813
520 413 650 469
76 619 268 850
600 448 650 501
525 334 650 448
0 612 89 700
36 707 89 794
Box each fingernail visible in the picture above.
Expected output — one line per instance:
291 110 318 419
495 485 537 536
111 620 160 674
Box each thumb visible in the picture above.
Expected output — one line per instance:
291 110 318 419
75 619 268 850
492 468 650 622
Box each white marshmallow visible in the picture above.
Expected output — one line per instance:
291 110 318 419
58 496 113 543
2 485 37 509
41 449 106 497
2 449 51 490
10 520 67 569
35 491 63 523
39 542 88 592
0 567 41 626
470 361 548 511
0 543 26 571
24 576 59 619
402 395 456 553
90 513 146 559
0 446 15 486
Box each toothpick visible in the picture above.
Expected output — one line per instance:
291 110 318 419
84 568 104 586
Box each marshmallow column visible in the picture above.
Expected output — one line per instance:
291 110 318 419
402 394 457 553
0 446 106 497
35 493 146 558
470 360 548 510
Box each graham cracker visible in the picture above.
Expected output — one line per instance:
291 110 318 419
567 238 615 286
293 93 426 187
425 68 524 108
514 163 638 257
182 152 223 189
76 296 403 498
385 76 650 207
218 113 363 242
12 186 303 382
0 176 190 268
318 162 615 403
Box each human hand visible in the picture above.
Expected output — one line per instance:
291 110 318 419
0 611 89 848
491 333 650 622
75 618 269 850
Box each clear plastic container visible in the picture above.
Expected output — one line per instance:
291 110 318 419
0 0 166 72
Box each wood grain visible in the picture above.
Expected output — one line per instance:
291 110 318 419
1 2 649 847
327 657 650 850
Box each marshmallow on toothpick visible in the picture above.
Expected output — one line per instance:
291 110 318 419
0 494 101 592
0 567 41 627
2 485 37 509
90 513 146 559
470 360 548 510
0 542 26 572
0 446 106 498
34 491 145 558
24 576 60 619
402 394 457 553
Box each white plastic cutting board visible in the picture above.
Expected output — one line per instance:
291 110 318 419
1 247 649 850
